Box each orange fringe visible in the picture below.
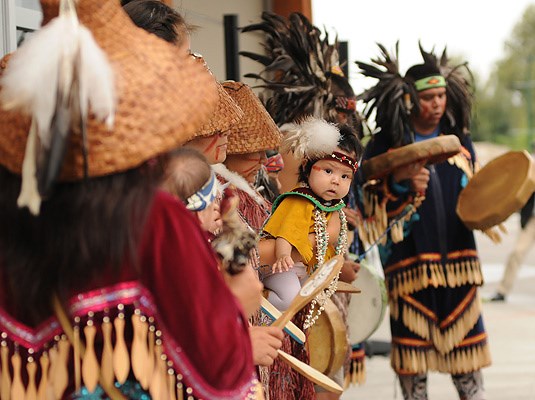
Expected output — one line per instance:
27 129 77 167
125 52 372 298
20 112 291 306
391 341 491 375
344 346 366 387
399 291 483 354
388 260 483 299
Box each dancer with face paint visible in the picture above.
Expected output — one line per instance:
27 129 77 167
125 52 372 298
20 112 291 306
356 44 490 400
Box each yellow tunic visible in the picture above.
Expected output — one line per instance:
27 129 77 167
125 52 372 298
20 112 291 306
263 195 336 271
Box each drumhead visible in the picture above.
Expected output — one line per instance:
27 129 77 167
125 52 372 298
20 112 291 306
347 260 387 344
308 298 347 375
361 135 461 180
457 150 535 230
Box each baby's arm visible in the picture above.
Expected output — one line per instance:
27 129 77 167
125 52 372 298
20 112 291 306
273 237 295 273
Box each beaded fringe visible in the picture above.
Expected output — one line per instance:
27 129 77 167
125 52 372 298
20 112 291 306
357 187 424 249
344 345 365 387
0 308 262 400
388 259 483 299
391 341 491 375
397 291 482 354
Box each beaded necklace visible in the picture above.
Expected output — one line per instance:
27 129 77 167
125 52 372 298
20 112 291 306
303 207 348 329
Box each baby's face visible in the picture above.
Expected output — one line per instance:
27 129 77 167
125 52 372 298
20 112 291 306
308 151 354 202
196 201 222 235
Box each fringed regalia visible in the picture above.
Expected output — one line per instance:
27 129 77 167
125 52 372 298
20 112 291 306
356 43 491 376
364 132 491 375
0 192 260 399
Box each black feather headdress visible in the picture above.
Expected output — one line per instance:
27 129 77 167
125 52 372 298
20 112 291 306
241 11 357 127
356 42 413 147
356 42 474 147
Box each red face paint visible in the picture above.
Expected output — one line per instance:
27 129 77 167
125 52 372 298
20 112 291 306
203 135 219 155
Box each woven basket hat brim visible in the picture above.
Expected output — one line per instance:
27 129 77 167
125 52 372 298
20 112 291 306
222 81 282 154
0 0 217 180
195 78 244 138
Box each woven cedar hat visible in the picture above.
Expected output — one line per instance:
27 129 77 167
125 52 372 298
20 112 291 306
195 72 244 138
221 81 282 154
0 0 217 180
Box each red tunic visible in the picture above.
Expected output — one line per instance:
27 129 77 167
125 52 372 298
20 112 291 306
0 190 258 399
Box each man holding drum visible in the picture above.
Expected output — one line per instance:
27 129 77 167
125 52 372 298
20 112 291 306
356 44 491 400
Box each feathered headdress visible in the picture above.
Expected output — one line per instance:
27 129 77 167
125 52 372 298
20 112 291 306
281 117 340 162
419 44 474 139
355 42 412 146
356 42 474 147
240 12 357 126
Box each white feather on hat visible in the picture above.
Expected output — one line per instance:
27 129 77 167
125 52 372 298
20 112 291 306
280 117 340 162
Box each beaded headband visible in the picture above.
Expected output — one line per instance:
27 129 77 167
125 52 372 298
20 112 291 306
322 151 358 173
186 171 218 211
414 75 446 92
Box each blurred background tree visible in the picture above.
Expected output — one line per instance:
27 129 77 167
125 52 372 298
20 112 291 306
472 4 535 149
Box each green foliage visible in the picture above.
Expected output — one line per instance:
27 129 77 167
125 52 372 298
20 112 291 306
472 4 535 149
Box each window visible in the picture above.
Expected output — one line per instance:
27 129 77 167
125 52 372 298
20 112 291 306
1 0 42 56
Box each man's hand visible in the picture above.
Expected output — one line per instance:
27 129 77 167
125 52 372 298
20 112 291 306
339 259 360 283
343 207 359 230
250 326 284 366
392 161 429 195
409 167 430 194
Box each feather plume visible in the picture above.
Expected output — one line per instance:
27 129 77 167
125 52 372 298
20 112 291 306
240 12 356 126
280 117 339 162
0 0 115 214
356 42 474 147
355 42 413 147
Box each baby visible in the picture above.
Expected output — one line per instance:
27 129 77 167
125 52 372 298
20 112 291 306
261 118 361 311
162 148 222 236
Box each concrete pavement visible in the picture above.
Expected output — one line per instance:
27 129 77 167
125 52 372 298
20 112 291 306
341 213 535 400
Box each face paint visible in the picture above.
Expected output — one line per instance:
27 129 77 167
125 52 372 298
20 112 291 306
203 135 219 155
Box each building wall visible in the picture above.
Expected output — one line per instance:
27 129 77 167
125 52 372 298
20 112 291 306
174 0 269 85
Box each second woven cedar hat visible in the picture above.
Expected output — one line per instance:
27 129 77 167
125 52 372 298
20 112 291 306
194 72 244 138
221 81 282 154
0 0 217 180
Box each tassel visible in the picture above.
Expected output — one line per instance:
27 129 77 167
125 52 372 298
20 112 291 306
167 366 177 400
1 336 10 400
176 374 184 400
26 355 38 400
113 310 130 385
73 317 81 392
82 319 99 393
48 345 58 398
145 322 156 392
149 334 168 400
53 337 70 400
36 352 49 400
131 311 149 389
11 349 25 399
344 344 366 387
100 316 114 389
